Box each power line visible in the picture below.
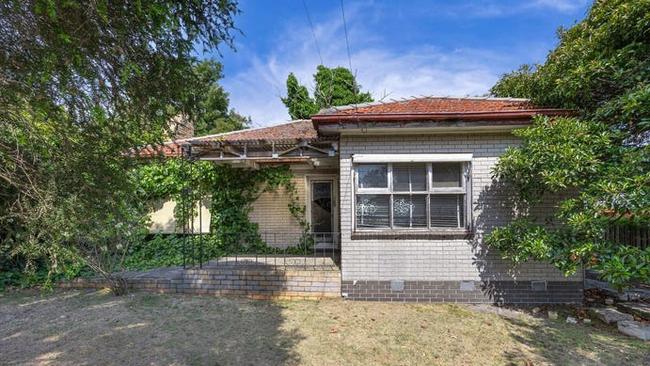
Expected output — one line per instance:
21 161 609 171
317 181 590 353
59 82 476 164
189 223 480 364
300 0 336 108
301 0 324 66
340 0 353 73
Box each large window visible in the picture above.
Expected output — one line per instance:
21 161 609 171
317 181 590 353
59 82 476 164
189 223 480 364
354 161 470 230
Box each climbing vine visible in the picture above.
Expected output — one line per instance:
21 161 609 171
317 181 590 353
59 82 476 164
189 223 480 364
135 159 311 258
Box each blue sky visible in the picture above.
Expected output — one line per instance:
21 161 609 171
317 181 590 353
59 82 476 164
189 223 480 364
205 0 591 127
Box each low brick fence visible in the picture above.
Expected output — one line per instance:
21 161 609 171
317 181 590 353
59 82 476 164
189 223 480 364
61 265 341 300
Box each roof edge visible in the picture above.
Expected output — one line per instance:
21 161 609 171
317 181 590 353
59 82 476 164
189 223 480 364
312 109 572 126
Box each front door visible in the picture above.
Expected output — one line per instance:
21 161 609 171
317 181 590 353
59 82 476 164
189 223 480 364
310 181 334 245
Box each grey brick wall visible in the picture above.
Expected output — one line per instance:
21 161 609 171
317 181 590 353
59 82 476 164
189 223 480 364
339 133 582 294
341 280 583 304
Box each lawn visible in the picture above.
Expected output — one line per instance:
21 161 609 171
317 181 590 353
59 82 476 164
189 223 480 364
0 290 648 366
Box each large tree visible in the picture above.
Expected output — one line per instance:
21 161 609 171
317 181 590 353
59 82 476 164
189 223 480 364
281 73 319 120
487 0 649 288
187 60 250 136
281 65 373 119
0 0 239 292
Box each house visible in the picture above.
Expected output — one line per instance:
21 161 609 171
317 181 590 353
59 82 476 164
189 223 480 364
146 96 583 304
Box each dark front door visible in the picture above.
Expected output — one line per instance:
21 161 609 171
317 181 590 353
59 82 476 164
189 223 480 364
311 181 334 244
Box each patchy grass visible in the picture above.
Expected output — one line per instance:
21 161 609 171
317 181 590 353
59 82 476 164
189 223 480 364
0 290 648 365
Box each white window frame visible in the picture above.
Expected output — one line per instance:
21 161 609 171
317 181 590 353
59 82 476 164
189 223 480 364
353 154 472 232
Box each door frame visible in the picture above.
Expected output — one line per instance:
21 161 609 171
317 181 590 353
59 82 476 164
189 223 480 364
305 175 339 246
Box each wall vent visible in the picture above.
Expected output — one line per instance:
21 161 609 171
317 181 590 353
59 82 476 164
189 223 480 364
459 281 475 291
531 280 547 292
390 279 404 292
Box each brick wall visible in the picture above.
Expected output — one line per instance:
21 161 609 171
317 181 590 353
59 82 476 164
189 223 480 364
341 280 583 304
249 172 306 245
338 133 582 303
62 266 341 300
249 166 338 247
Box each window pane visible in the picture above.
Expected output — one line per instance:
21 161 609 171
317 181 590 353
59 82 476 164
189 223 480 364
356 195 390 228
430 194 465 228
393 164 426 192
357 164 388 188
432 163 462 188
393 195 427 228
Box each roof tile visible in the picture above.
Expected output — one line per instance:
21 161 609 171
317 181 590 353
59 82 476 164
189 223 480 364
319 97 536 115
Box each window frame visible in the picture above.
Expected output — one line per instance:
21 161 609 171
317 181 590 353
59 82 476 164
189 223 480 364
353 161 472 232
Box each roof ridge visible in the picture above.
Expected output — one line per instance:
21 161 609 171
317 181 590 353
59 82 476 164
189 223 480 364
316 95 532 115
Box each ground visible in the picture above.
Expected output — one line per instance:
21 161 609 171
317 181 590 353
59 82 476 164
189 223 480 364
1 290 648 366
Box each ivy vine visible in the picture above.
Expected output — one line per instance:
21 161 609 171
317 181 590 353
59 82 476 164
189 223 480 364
135 159 312 257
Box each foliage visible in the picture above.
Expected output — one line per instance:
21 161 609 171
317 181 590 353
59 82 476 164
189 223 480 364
282 73 320 120
281 65 373 119
123 235 186 270
487 0 650 289
491 0 650 137
489 64 536 100
184 60 251 136
313 65 373 109
493 116 615 201
0 0 239 294
136 160 312 261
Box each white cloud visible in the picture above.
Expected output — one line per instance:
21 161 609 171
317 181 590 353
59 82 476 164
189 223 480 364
532 0 589 12
433 0 589 18
221 3 552 126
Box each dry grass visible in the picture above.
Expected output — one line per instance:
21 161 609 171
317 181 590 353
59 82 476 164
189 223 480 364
0 289 648 366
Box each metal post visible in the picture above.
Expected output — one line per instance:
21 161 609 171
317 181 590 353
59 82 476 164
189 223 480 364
181 144 193 269
199 195 203 268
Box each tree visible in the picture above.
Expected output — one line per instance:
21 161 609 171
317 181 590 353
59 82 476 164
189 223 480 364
487 0 650 289
187 60 250 136
489 64 536 100
281 73 319 120
281 66 373 119
313 65 373 109
0 0 239 293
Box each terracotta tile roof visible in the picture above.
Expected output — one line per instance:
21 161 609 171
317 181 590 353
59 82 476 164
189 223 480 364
320 96 536 115
137 120 318 158
312 96 570 124
191 120 317 143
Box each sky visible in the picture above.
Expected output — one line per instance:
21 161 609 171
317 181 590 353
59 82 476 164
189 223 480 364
204 0 592 127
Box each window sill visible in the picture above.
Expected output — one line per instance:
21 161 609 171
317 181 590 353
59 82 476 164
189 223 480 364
351 229 474 240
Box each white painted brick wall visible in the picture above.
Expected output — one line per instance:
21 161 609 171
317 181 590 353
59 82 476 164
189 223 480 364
339 133 582 282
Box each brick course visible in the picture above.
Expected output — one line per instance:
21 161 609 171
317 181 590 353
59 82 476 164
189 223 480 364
341 280 583 304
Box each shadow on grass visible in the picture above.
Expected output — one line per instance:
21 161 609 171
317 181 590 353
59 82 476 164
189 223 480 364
500 313 650 365
0 288 305 365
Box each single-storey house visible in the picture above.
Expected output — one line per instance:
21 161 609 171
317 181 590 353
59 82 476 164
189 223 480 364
147 96 583 304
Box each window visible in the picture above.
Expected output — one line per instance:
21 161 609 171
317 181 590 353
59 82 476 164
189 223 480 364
354 161 470 230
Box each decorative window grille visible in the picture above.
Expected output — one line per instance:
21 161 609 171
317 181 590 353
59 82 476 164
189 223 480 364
354 161 471 230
